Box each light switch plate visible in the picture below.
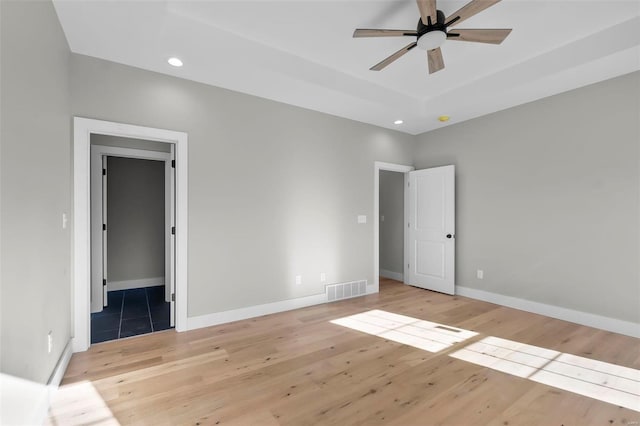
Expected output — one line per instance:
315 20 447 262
357 215 367 224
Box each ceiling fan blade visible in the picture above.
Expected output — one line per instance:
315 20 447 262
447 28 512 44
445 0 501 27
416 0 438 25
427 47 444 74
370 42 418 71
353 29 418 38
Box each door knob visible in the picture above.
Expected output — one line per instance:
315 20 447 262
446 234 453 239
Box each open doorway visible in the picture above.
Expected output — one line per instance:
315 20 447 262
374 161 456 296
373 162 414 292
73 117 188 352
379 170 406 282
90 136 174 343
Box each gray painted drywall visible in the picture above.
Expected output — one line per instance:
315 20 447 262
379 171 405 275
107 157 165 283
414 72 640 324
70 54 416 317
91 134 171 153
0 1 71 383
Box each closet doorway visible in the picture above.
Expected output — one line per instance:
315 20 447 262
90 136 175 343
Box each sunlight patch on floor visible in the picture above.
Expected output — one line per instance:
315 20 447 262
46 380 120 426
450 336 640 412
330 309 478 353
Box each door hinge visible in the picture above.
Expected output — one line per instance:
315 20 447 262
171 226 175 235
102 279 107 286
171 293 175 302
102 168 106 176
103 223 106 231
171 160 175 168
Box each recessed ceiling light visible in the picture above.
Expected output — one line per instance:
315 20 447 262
394 120 403 125
168 57 183 67
438 115 450 122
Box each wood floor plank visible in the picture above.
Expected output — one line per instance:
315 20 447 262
49 278 640 425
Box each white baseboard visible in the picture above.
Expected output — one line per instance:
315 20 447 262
379 269 403 281
456 286 640 338
186 292 328 331
48 340 73 388
107 277 164 291
44 340 74 423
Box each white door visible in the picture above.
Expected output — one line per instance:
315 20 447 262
166 146 176 327
101 156 108 307
407 165 455 294
90 150 107 313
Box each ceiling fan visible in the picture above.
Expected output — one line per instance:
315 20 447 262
353 0 512 74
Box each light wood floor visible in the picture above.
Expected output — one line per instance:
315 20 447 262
49 278 640 425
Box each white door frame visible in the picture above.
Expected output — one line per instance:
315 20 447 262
373 161 414 293
73 117 188 352
90 145 172 313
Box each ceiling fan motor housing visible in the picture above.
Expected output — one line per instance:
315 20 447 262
417 10 447 50
417 10 446 35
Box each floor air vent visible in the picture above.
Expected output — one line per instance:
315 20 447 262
326 280 367 302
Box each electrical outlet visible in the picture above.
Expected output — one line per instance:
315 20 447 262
476 269 484 280
320 272 326 283
295 275 302 285
357 215 367 224
62 213 68 229
47 331 53 354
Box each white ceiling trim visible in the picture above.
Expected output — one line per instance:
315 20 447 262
53 1 640 135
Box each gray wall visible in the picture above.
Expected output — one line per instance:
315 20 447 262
414 72 640 324
70 54 416 317
0 1 72 383
379 171 405 275
107 157 165 283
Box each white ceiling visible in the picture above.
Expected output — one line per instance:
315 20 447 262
53 0 640 135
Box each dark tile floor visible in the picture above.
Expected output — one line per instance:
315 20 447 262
91 285 172 344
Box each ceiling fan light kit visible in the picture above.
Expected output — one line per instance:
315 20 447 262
417 31 446 50
353 0 512 74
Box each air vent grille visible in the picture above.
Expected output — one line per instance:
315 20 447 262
326 280 367 302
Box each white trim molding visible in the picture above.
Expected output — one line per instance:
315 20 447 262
379 269 404 281
187 293 328 331
48 340 73 388
73 117 188 352
373 161 414 294
457 286 640 338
